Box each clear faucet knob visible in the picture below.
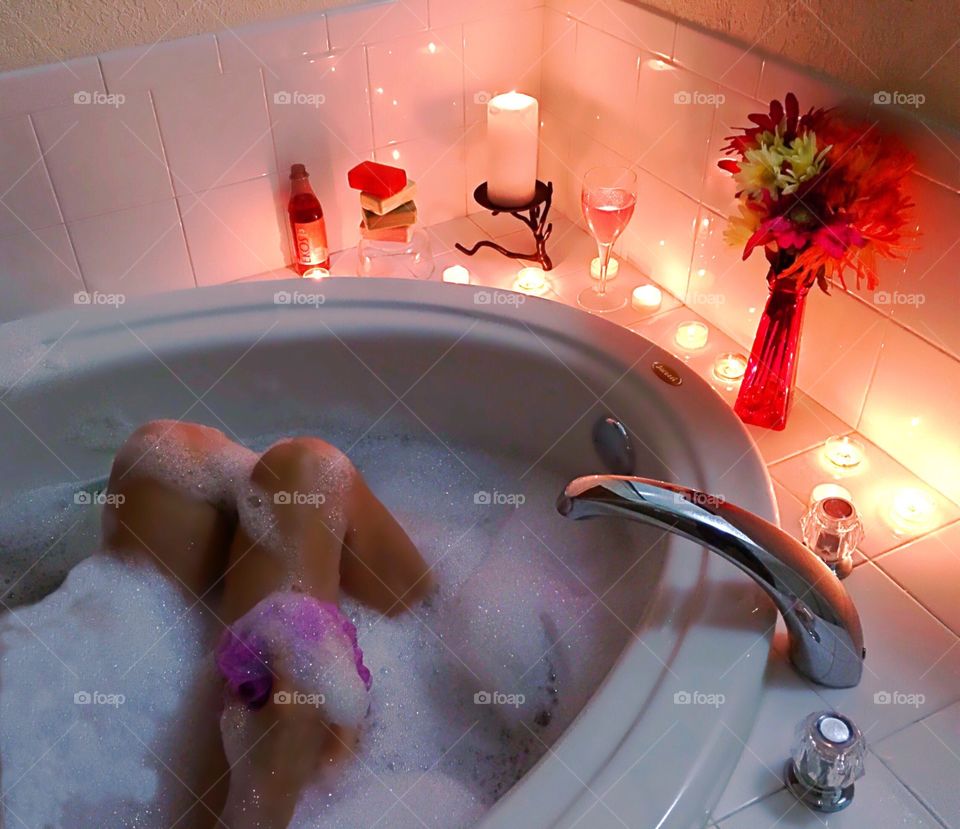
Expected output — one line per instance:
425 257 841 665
800 496 863 579
785 710 865 812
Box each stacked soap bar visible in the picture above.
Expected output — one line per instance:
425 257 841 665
348 161 418 243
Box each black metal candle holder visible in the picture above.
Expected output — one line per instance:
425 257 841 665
455 180 554 271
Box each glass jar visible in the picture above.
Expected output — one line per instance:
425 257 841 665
357 225 434 280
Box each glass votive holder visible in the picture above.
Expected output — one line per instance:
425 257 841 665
591 256 619 280
823 435 866 471
358 225 434 279
713 352 748 383
513 266 551 296
674 320 709 351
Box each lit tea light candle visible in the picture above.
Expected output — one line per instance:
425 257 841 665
713 352 747 382
302 267 328 279
631 284 662 311
487 92 539 207
823 435 865 470
513 266 550 296
890 487 937 532
674 321 708 350
442 264 470 285
809 482 853 507
590 256 619 280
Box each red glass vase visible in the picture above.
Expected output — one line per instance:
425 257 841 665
734 270 811 431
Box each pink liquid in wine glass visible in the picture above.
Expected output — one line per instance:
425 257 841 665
582 187 636 245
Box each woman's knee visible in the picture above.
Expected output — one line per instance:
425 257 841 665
112 420 232 481
252 438 356 496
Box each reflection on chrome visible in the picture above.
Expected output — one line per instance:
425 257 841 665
557 475 865 688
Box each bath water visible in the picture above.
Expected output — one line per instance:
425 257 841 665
0 428 649 827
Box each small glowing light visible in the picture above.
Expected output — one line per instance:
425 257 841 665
513 266 550 296
809 482 853 507
427 41 438 53
631 284 662 311
391 149 401 161
748 306 757 314
674 321 709 351
658 239 666 246
302 267 328 279
713 352 747 382
645 57 673 71
375 87 384 95
823 435 866 470
890 487 937 532
696 267 707 278
590 256 619 279
910 416 922 427
391 99 399 106
701 217 710 229
442 264 470 285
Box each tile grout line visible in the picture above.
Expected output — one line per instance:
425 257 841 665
868 748 950 829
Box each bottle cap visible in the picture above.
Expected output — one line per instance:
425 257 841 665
290 163 309 180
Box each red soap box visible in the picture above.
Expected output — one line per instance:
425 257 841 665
347 161 407 199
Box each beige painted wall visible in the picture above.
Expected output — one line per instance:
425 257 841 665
0 0 358 68
2 0 958 125
640 0 959 125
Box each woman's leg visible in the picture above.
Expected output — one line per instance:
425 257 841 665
103 426 435 827
216 437 434 827
221 436 434 621
103 420 252 598
103 420 253 828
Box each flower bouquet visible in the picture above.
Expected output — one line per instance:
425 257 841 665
719 93 915 430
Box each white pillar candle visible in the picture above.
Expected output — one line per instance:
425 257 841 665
487 92 539 208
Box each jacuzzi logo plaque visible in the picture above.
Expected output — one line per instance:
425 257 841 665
652 361 682 386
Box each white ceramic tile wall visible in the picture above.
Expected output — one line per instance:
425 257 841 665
537 0 960 514
0 0 544 319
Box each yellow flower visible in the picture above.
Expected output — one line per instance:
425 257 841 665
733 129 831 200
724 203 761 248
734 140 784 200
780 132 831 194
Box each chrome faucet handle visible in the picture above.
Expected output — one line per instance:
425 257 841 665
557 475 865 688
785 711 866 812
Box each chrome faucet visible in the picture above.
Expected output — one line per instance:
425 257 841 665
557 475 865 688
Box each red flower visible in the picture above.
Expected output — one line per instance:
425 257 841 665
719 93 916 291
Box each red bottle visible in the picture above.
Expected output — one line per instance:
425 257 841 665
288 163 330 276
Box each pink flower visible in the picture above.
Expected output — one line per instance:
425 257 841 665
813 224 866 258
743 216 810 259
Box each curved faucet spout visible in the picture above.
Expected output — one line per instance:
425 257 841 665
557 475 864 688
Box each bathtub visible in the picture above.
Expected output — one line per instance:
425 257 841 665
0 278 776 828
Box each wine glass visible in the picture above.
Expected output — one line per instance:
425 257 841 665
578 165 637 313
